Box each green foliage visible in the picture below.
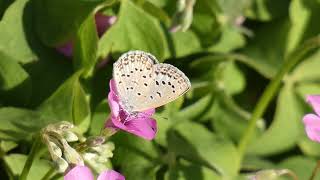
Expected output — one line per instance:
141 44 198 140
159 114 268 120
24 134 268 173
0 0 320 179
98 0 167 60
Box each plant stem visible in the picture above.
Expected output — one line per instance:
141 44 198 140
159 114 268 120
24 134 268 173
309 160 320 180
19 134 42 180
40 167 56 180
237 37 320 164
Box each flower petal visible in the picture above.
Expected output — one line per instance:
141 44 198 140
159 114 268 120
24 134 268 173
306 95 320 116
124 116 157 140
303 114 320 142
97 170 125 180
109 79 118 94
141 109 155 116
303 114 320 127
108 91 120 118
64 166 94 180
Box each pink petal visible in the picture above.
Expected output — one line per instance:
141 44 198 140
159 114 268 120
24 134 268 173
303 114 320 142
56 42 73 57
124 116 157 140
97 170 125 180
64 166 94 180
108 91 120 118
141 109 155 116
109 79 120 96
306 95 320 116
303 114 320 127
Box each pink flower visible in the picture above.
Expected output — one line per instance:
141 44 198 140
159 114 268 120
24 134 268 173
57 13 116 57
64 165 125 180
303 95 320 142
105 79 157 140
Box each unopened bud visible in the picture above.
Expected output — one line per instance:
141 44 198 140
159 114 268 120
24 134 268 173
48 140 62 158
62 140 84 166
55 121 74 131
248 169 297 180
62 131 79 142
54 156 69 173
86 136 105 147
170 0 196 32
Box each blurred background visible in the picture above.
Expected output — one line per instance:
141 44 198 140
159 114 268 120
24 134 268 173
0 0 320 179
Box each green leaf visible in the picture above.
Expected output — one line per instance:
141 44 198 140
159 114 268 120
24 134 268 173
211 94 263 142
33 0 104 46
0 52 31 106
0 107 49 141
98 0 167 60
245 0 290 21
191 0 221 48
239 18 290 78
299 136 320 157
168 122 240 178
287 0 320 53
73 13 99 77
208 26 245 53
277 156 318 180
242 156 275 171
111 133 160 180
142 1 171 25
289 50 320 83
216 0 250 22
169 30 202 58
247 84 303 155
165 159 220 180
153 115 171 147
38 72 91 133
177 94 214 120
88 100 110 136
0 141 18 153
4 154 54 180
216 61 246 95
0 0 37 64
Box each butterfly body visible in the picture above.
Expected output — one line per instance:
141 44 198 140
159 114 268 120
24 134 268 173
113 50 191 114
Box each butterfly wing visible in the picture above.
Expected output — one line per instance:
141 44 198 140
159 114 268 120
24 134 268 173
135 63 191 111
113 50 158 112
113 51 191 113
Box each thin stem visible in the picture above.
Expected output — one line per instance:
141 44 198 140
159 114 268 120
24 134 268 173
309 160 320 180
237 37 320 164
19 134 42 180
40 167 56 180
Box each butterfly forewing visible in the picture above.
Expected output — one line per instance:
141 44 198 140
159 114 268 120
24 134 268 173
139 63 191 111
113 50 191 113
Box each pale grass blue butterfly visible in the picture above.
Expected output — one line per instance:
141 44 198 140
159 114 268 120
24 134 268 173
113 50 191 114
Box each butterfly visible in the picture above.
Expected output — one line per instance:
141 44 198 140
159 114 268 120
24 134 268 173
113 50 191 114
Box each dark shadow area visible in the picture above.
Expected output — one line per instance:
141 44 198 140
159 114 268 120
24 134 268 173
22 1 73 108
0 0 12 20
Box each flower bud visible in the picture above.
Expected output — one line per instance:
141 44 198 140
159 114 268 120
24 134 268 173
41 122 84 173
62 139 84 166
48 140 62 158
248 169 297 180
54 156 69 173
62 131 79 142
82 142 115 173
170 0 196 32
